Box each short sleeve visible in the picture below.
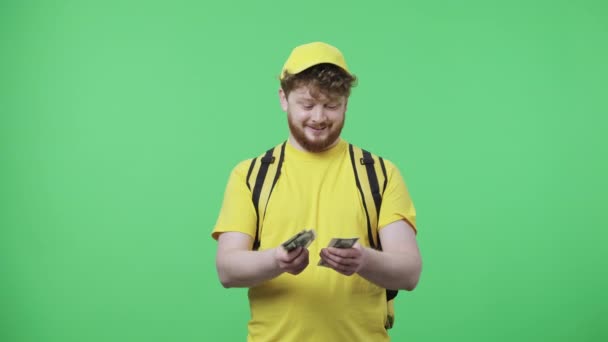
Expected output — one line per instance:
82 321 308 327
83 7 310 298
211 160 257 240
378 160 417 233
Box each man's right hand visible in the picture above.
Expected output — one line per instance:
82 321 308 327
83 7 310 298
216 232 311 288
275 246 309 275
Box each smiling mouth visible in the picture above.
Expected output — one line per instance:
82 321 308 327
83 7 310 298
308 126 327 131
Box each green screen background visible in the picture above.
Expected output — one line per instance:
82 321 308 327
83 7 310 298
2 1 606 341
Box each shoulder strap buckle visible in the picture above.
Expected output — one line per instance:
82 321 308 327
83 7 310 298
261 155 275 164
360 156 374 165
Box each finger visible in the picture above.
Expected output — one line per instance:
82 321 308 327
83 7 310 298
331 263 356 276
327 247 361 258
319 256 356 275
284 247 303 262
288 253 309 275
292 248 309 266
322 248 360 266
322 249 358 267
291 257 310 275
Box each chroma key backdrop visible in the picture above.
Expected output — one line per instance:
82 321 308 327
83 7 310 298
1 1 606 341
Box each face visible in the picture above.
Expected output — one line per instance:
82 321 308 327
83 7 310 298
279 86 347 153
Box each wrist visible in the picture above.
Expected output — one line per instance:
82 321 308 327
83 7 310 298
357 246 372 274
270 247 284 274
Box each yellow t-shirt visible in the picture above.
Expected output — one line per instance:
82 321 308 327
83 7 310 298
212 139 416 341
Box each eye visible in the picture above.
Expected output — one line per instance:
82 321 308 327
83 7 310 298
302 104 314 110
325 104 340 109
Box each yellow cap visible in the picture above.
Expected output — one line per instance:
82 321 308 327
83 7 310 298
280 42 351 80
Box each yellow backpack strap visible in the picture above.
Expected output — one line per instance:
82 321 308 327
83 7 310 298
348 144 387 248
246 142 286 250
349 144 398 329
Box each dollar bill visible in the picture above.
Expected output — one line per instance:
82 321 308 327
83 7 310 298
318 237 359 267
282 229 316 252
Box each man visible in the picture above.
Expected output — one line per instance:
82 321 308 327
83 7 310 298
212 41 421 341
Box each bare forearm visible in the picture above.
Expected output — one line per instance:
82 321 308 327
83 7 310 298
358 248 421 291
217 249 281 288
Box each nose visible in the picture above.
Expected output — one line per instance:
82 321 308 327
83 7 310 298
309 106 326 122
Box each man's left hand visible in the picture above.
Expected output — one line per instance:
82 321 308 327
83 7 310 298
319 243 367 276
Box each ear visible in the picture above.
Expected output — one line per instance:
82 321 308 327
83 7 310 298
279 88 289 112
